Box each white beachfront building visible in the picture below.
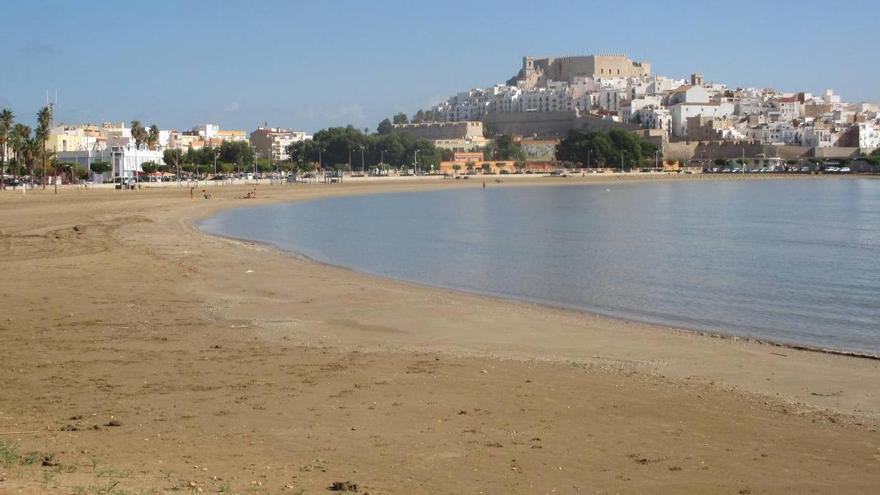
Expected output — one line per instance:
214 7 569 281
55 137 165 181
108 139 165 179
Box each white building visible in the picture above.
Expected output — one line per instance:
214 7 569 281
56 138 165 180
669 102 734 137
802 126 838 148
777 96 803 121
108 138 165 179
637 106 671 131
250 126 311 161
665 85 710 106
194 124 219 139
858 122 880 151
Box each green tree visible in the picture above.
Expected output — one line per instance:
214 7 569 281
555 129 657 169
141 161 159 175
218 141 254 170
452 163 462 176
163 149 182 173
0 108 13 188
256 159 273 173
392 112 408 125
90 161 111 176
283 125 444 173
555 130 612 167
485 135 526 162
377 118 393 135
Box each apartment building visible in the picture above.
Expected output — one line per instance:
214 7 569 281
250 126 311 161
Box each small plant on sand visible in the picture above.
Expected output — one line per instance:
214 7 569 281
41 468 57 485
0 440 20 466
21 451 40 466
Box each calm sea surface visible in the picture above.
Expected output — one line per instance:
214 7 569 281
200 179 880 355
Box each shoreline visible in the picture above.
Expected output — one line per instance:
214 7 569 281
195 177 880 362
167 176 880 416
2 174 879 493
204 220 880 362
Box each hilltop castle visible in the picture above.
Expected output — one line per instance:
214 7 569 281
508 54 651 89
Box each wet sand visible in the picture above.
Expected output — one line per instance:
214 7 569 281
1 176 878 494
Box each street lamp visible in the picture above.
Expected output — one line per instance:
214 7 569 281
359 145 365 175
213 148 219 180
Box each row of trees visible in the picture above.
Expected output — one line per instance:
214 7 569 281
287 125 448 172
0 105 55 189
160 141 256 173
555 129 661 169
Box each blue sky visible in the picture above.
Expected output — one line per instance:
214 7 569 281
1 0 877 133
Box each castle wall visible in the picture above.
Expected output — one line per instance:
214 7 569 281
392 121 484 140
664 141 812 161
483 111 637 139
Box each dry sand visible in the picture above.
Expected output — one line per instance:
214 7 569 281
0 176 879 494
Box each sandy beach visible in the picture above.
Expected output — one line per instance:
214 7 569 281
1 175 879 494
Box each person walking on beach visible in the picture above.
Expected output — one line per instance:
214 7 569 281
482 181 486 189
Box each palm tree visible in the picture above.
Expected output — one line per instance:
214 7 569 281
147 124 160 150
26 137 42 188
10 124 31 188
130 120 147 149
0 108 13 190
13 127 39 189
36 106 52 189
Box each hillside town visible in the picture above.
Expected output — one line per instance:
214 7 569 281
2 53 879 187
432 54 879 150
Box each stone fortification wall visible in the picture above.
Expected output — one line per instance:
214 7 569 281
484 111 636 139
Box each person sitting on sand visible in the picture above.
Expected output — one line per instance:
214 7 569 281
202 189 213 199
